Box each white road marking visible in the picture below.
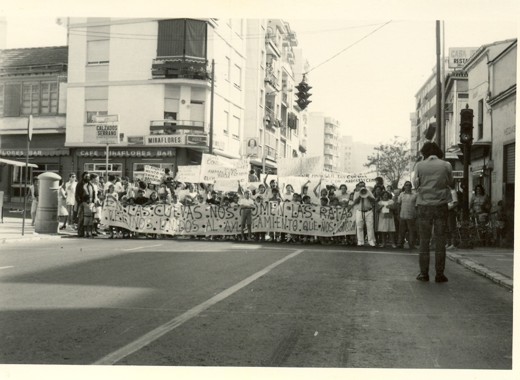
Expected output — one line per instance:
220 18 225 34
0 266 14 270
94 249 305 365
122 244 162 251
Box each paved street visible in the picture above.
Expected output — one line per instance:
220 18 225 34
0 237 513 369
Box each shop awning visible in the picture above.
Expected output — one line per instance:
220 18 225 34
0 158 38 168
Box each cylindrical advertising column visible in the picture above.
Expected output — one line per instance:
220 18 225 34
35 172 62 234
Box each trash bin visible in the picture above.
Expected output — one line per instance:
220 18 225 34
35 172 62 234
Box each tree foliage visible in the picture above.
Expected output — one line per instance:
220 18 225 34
364 137 413 187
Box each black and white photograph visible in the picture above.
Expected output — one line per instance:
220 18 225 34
0 1 517 379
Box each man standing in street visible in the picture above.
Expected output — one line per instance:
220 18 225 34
352 181 377 247
413 142 454 283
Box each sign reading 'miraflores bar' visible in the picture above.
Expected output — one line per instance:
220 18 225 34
144 134 208 147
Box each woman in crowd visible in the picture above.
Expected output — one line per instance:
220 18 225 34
28 177 39 226
470 184 491 224
58 179 69 230
377 191 397 248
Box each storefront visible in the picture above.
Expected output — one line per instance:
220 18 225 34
0 134 70 202
74 147 178 181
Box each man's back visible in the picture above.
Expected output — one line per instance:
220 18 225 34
414 156 453 206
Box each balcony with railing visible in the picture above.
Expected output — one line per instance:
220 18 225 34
265 31 281 57
150 119 205 134
265 63 279 92
265 145 277 160
151 57 210 80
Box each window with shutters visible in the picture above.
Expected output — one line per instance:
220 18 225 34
87 39 110 64
22 82 40 115
477 99 484 139
40 81 59 114
504 142 515 184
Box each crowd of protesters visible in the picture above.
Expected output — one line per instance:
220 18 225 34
51 157 508 251
50 169 447 249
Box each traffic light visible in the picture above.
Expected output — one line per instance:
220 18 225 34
295 78 312 111
459 104 474 144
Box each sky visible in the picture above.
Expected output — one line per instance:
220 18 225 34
0 1 518 147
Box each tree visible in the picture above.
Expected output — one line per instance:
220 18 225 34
364 137 413 188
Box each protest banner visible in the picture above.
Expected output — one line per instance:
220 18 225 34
101 201 356 237
143 165 164 184
176 165 201 183
309 171 377 185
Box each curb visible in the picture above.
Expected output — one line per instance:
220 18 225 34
447 251 513 291
0 234 68 244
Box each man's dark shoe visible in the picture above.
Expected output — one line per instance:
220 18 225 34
416 273 429 282
435 274 449 283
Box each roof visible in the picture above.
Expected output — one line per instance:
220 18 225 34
0 46 68 76
463 38 517 71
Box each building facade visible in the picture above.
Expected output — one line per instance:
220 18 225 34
462 39 516 204
65 17 246 179
486 40 516 210
243 19 305 174
0 46 69 203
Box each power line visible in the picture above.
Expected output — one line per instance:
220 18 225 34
65 21 390 42
305 20 393 75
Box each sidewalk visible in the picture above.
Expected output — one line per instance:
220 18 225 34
0 216 75 244
0 216 514 290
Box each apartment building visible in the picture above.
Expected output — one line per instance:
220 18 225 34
307 112 340 172
65 17 246 179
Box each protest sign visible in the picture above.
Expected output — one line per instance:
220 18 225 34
101 201 356 237
143 165 164 184
200 154 249 183
176 165 201 183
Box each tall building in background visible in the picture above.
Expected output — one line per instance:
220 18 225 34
243 19 306 174
307 112 340 172
338 135 353 173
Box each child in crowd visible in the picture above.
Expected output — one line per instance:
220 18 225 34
81 193 94 238
377 191 396 248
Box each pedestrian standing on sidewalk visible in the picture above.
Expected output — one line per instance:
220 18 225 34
65 173 77 229
27 177 39 226
413 142 454 283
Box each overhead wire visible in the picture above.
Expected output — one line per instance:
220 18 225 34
305 20 392 75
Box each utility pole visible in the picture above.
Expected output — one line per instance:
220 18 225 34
209 59 215 155
435 20 442 149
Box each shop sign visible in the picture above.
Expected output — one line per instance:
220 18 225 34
448 47 478 69
93 115 120 144
145 135 186 145
144 134 208 147
78 149 175 158
0 149 69 157
127 136 145 145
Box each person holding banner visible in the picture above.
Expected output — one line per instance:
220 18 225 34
238 189 255 241
353 181 377 247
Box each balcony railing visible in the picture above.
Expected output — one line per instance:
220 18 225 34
152 57 209 80
265 145 277 159
150 120 205 134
